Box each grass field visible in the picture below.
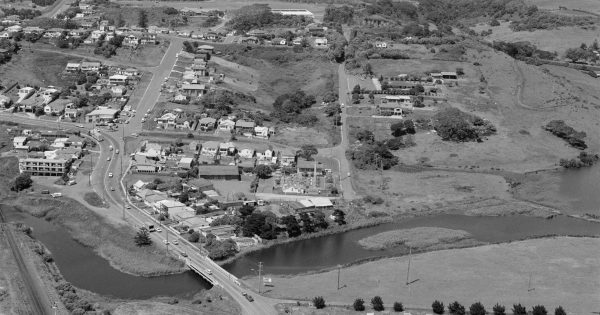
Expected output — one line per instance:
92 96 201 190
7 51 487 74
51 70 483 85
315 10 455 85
257 237 600 314
5 196 187 276
83 192 108 208
0 49 74 88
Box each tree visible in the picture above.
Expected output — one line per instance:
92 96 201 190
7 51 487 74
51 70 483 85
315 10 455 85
493 304 506 315
532 305 547 315
313 296 326 309
313 211 329 230
280 215 302 237
353 298 365 311
390 120 416 137
134 227 152 246
371 296 384 311
178 192 189 203
470 302 486 315
565 47 590 63
297 144 318 160
433 300 445 314
35 106 45 117
11 174 33 192
352 84 361 94
513 304 527 315
449 301 466 315
138 9 148 28
299 212 315 233
394 302 404 312
332 209 346 225
254 164 272 179
188 231 201 242
239 204 255 217
554 306 566 315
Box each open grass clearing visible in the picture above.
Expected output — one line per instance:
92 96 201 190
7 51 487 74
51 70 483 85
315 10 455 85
351 169 512 215
0 49 74 88
473 21 600 56
256 237 600 314
83 192 107 208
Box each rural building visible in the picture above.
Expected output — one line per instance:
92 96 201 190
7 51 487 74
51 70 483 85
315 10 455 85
178 157 194 169
108 75 128 85
181 84 207 97
441 72 458 80
271 9 314 18
65 62 81 73
197 165 240 180
314 38 328 47
377 103 404 116
80 61 101 72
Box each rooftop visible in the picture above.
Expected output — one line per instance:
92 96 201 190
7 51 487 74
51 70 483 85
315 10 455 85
198 165 240 176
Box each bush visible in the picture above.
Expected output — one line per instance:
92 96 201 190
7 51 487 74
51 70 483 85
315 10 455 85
433 300 445 314
353 298 365 311
433 108 495 142
554 306 566 315
543 120 587 149
11 174 33 192
188 231 201 242
493 303 506 315
394 302 404 312
371 296 384 311
470 302 486 315
313 296 326 309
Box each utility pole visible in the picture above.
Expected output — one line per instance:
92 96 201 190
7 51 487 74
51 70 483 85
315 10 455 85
257 262 263 293
88 151 92 186
337 264 341 290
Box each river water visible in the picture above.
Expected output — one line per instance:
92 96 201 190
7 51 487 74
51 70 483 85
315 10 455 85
557 164 600 212
1 206 211 299
223 214 600 277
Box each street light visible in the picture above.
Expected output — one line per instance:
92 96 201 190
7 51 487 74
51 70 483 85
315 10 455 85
250 262 263 293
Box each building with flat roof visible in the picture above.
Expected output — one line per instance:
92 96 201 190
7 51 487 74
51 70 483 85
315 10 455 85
86 107 119 123
19 158 69 176
271 9 314 18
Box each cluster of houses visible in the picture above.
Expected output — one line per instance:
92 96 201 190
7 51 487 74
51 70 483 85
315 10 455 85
165 47 216 102
12 129 85 179
131 138 321 182
131 178 260 249
232 23 328 48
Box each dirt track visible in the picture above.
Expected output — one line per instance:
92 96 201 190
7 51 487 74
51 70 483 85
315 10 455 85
0 209 53 315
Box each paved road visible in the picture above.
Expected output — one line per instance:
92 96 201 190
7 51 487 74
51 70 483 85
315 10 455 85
42 0 71 18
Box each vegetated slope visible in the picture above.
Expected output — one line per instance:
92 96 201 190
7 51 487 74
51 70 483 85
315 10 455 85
213 44 338 108
0 49 73 87
0 157 20 198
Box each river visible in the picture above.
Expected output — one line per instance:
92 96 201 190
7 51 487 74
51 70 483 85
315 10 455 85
223 214 600 277
2 206 211 300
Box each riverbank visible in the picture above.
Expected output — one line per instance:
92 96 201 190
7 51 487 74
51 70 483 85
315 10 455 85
357 227 482 251
2 195 187 277
252 237 600 314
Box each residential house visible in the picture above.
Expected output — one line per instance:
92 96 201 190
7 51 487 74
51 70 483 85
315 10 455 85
217 118 235 132
156 200 186 214
156 112 178 129
272 37 286 45
81 61 101 72
200 141 219 157
218 142 236 156
197 44 214 53
65 62 81 73
199 225 236 240
111 86 126 96
198 117 216 131
0 32 10 39
441 71 458 80
254 126 273 139
292 37 303 46
108 75 128 85
23 26 44 35
64 107 79 119
197 165 240 181
123 33 140 47
17 87 35 103
377 103 404 116
240 36 259 44
7 25 22 34
189 141 199 152
314 38 328 47
178 157 194 169
375 41 388 48
181 84 207 97
13 136 28 149
380 95 413 114
256 149 275 162
85 107 119 123
140 33 157 45
44 99 71 115
89 30 105 41
187 178 213 192
297 158 324 175
0 94 11 108
235 120 255 134
2 15 21 25
280 149 296 166
237 145 255 159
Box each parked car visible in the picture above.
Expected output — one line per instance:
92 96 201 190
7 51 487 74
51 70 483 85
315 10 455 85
180 252 188 257
156 227 162 232
245 294 254 302
206 269 212 275
108 173 113 178
172 239 179 245
163 240 170 245
107 157 111 161
110 187 115 191
125 205 131 209
41 190 50 194
116 149 119 154
51 193 62 198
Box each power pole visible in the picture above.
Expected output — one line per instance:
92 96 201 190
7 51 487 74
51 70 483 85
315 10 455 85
337 265 341 290
257 262 263 293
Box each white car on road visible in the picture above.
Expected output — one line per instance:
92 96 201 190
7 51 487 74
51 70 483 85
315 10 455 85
108 173 113 178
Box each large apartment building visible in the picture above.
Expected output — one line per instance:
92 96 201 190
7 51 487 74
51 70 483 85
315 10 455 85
19 158 68 176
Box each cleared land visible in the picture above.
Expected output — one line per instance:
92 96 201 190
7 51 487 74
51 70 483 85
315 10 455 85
358 227 479 250
257 237 600 314
0 49 74 87
3 195 187 276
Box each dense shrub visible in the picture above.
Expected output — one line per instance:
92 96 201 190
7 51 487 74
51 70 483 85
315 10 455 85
470 302 486 315
513 304 527 315
324 5 354 24
543 120 587 149
493 303 506 315
371 296 384 311
228 4 311 31
394 302 404 312
449 301 466 315
433 108 495 142
313 296 326 309
353 298 365 311
559 151 599 168
433 300 445 314
532 305 547 315
346 142 399 170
